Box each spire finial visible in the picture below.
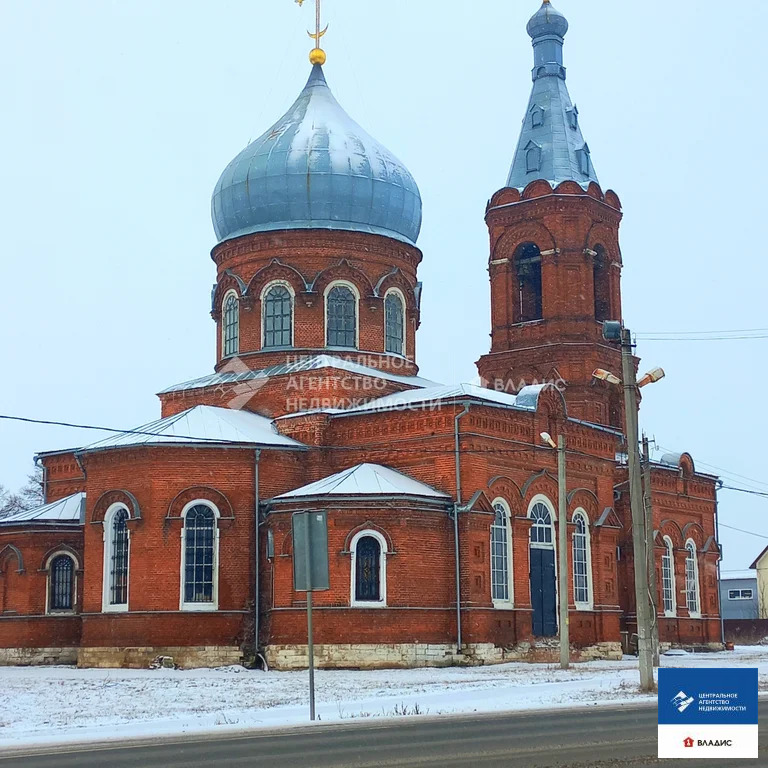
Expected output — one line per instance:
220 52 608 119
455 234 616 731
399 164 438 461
296 0 328 66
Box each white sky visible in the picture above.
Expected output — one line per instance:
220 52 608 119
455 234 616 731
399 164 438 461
0 1 765 570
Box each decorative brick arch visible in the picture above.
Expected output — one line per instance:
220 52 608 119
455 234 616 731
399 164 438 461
681 522 706 550
521 179 555 199
520 470 559 509
246 259 310 298
40 544 81 571
342 521 395 555
534 383 567 420
373 268 417 308
0 544 24 574
492 223 556 261
585 222 621 258
658 519 684 548
280 530 293 557
488 187 521 208
211 272 245 319
585 182 605 202
92 490 142 523
553 180 585 196
310 259 375 297
487 476 524 517
167 486 234 521
567 488 600 519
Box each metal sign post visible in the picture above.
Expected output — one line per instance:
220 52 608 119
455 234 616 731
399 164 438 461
292 511 329 722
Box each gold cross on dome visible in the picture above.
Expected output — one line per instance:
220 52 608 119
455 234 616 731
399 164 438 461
295 0 328 65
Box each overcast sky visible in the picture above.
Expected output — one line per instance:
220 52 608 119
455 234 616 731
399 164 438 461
0 1 765 570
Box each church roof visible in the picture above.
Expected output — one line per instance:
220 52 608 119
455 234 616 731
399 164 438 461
158 355 437 395
0 492 85 526
211 65 422 246
507 1 599 190
273 463 450 502
79 405 305 454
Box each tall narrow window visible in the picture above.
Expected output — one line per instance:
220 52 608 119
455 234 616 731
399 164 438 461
593 246 610 322
491 501 511 603
685 540 700 617
514 243 543 323
572 512 591 608
351 531 386 606
182 504 217 608
326 285 357 348
385 292 405 355
222 292 239 357
49 555 74 612
662 537 676 616
263 284 293 348
106 508 129 609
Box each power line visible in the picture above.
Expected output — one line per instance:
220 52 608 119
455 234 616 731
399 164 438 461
720 485 768 499
638 328 768 335
719 523 768 540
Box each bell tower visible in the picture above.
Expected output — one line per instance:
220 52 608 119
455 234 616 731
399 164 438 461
477 1 625 428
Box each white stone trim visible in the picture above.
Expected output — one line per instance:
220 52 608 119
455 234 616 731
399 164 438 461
180 500 220 612
102 503 130 613
260 280 295 349
324 280 360 350
490 497 514 608
350 529 387 608
44 550 79 615
571 508 594 611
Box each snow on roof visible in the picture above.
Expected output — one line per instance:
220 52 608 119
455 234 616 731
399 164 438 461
720 570 757 581
159 355 438 395
273 463 451 501
81 405 305 453
0 492 85 525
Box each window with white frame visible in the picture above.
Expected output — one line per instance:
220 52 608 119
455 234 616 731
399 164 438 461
350 530 386 606
728 589 754 600
384 291 405 356
181 503 219 610
222 291 239 357
530 501 554 546
491 500 512 604
572 511 592 608
662 536 676 616
48 554 76 612
685 540 700 616
326 284 357 348
103 505 129 612
263 283 293 348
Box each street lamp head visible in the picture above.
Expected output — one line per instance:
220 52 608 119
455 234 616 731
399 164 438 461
637 367 666 388
540 432 557 449
592 368 622 386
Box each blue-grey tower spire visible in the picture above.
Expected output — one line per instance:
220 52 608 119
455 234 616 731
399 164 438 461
507 1 599 189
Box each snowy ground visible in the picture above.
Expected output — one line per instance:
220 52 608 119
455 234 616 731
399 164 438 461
0 647 765 749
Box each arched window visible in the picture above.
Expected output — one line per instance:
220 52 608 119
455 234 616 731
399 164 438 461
384 291 405 356
662 536 676 616
49 554 75 612
263 284 293 349
593 246 611 322
685 540 700 617
491 500 512 604
572 511 592 609
103 506 129 612
326 284 358 348
530 501 554 546
222 292 240 357
514 243 543 323
181 503 219 611
350 531 386 606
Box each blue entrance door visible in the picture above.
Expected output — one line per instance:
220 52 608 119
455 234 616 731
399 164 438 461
530 547 557 637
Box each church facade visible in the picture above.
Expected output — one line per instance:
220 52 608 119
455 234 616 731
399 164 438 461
0 2 723 669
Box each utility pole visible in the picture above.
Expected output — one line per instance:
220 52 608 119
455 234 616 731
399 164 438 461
619 327 655 692
642 435 660 667
557 434 569 670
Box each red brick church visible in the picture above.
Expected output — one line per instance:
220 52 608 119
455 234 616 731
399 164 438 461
0 2 723 668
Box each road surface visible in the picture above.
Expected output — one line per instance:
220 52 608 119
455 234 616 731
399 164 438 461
1 702 765 767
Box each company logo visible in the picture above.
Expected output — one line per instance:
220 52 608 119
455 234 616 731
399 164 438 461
683 737 694 748
672 691 695 713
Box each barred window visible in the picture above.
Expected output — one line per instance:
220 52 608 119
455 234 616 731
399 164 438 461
530 501 553 545
351 532 387 605
662 537 676 615
572 513 590 607
685 541 700 616
223 292 239 357
264 285 292 348
326 285 357 348
183 505 217 606
108 509 129 607
50 555 74 611
491 502 510 603
385 292 405 355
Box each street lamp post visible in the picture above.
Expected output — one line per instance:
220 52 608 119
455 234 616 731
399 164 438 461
541 431 569 670
594 322 664 693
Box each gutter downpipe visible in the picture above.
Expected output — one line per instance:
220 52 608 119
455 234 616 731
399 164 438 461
714 482 726 646
34 456 48 504
254 449 262 663
454 402 471 654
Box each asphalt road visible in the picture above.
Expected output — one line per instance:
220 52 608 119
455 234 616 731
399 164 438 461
1 702 765 768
